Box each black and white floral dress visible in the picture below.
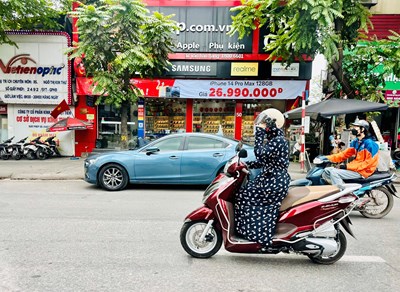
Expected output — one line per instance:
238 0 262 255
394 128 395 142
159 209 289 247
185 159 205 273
235 126 290 247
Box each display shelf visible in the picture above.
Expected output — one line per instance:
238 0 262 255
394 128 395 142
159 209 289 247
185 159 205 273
222 115 235 137
171 116 185 131
154 116 170 132
145 116 154 131
202 115 221 134
242 115 255 144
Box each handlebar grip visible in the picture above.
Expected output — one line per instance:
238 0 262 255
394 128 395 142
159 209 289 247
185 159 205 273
242 169 250 174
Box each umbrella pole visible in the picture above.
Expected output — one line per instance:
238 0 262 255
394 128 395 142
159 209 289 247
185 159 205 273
300 91 306 172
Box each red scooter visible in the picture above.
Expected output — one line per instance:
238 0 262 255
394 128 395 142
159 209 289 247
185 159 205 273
180 148 362 264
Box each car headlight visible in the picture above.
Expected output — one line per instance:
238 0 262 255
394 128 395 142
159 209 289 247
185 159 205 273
85 158 98 167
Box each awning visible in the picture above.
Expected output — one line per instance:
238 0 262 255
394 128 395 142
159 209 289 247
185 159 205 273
284 98 388 119
46 117 93 132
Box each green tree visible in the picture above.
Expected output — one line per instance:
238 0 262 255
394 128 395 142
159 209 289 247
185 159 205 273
68 0 177 149
343 32 400 102
0 0 69 46
230 0 400 101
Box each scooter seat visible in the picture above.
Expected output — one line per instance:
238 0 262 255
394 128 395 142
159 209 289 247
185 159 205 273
280 185 340 211
343 172 392 184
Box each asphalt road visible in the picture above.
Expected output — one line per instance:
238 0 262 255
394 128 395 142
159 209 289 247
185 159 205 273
0 180 399 292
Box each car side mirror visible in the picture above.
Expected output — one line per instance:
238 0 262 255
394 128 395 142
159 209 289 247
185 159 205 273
238 149 248 158
146 146 160 155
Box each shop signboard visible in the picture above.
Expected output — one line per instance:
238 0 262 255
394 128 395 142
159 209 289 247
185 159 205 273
271 63 300 77
0 32 71 105
151 6 252 53
231 63 258 77
7 104 75 156
137 99 145 138
77 77 306 100
386 90 400 100
383 74 400 108
166 61 217 76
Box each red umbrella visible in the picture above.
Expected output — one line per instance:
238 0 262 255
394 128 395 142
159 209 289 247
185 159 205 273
47 117 93 132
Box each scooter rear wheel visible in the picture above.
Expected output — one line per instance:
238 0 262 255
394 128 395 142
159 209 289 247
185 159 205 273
180 220 222 258
359 187 394 219
308 231 347 265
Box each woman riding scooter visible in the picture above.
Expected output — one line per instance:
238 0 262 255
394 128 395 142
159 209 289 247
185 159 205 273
235 108 290 247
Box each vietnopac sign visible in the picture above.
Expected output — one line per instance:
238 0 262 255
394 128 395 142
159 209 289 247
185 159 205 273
0 32 71 105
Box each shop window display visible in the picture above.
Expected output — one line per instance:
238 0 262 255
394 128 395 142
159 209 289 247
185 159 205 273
145 99 186 137
193 100 236 138
98 104 135 149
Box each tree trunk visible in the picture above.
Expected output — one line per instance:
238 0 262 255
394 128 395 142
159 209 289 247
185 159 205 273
330 60 355 99
332 17 355 99
119 70 133 150
120 99 129 150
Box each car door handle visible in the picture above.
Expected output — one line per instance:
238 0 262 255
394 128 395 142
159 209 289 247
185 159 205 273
169 155 179 160
213 153 224 157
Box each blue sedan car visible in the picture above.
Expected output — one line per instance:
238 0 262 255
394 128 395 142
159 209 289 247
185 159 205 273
84 133 256 191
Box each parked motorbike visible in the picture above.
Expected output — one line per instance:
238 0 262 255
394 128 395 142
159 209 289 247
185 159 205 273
42 136 61 158
23 136 43 160
290 157 398 219
8 137 29 160
34 137 53 160
0 136 15 160
180 148 362 264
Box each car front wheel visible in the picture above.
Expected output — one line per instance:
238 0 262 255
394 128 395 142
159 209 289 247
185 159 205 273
98 163 129 191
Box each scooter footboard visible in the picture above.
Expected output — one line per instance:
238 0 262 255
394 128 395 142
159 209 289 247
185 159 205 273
184 206 215 222
289 178 312 187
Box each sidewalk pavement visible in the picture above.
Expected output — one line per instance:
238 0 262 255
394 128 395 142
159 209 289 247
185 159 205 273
0 157 307 181
0 157 397 184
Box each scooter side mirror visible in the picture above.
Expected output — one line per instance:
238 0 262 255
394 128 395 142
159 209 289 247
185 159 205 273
238 149 248 158
235 141 243 152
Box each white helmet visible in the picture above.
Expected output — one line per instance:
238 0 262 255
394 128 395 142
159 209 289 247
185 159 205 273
254 108 285 129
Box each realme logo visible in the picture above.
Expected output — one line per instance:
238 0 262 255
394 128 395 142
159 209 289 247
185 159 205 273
231 62 258 76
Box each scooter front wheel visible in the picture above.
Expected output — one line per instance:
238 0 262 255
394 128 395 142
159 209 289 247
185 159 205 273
308 231 347 265
26 150 36 160
180 220 222 258
12 149 21 160
0 149 9 160
359 187 394 219
36 148 48 160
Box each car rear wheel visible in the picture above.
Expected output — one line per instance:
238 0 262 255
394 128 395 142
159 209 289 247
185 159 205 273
98 163 129 191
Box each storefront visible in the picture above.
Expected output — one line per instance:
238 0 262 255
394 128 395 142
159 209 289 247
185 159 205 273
0 32 80 156
74 1 312 152
77 77 308 146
